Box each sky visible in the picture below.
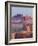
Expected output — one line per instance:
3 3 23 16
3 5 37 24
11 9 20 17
11 7 33 17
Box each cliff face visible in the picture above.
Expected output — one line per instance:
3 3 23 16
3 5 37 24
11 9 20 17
10 14 32 39
22 16 32 25
10 14 32 32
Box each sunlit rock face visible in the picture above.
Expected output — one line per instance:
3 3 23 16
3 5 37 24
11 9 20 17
22 16 32 25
